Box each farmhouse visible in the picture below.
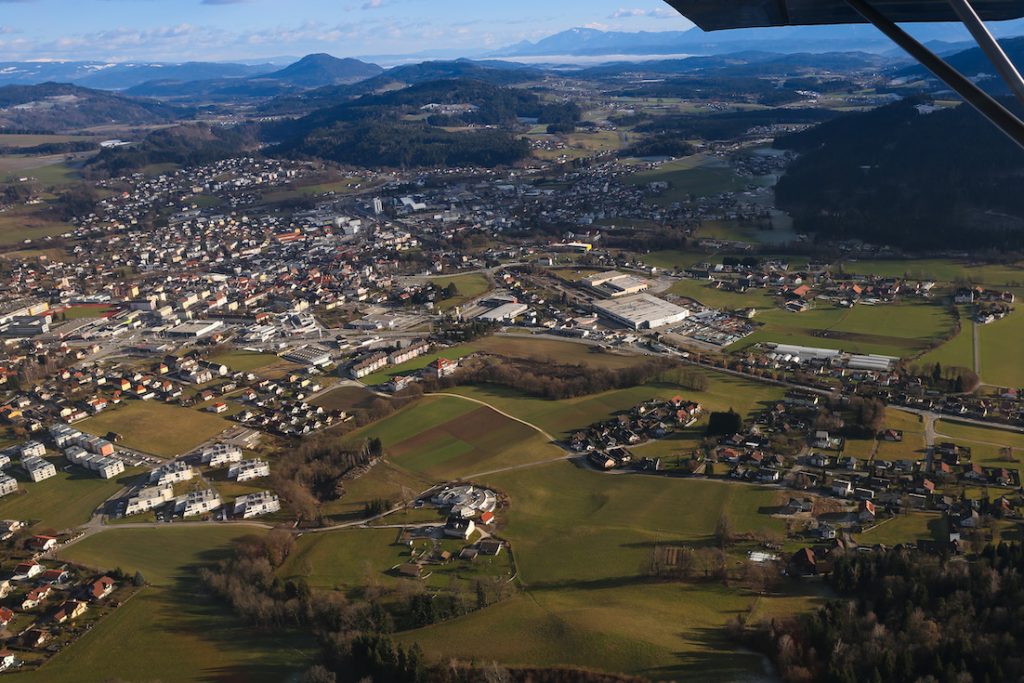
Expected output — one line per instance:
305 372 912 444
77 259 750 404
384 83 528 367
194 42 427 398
87 576 116 601
594 293 689 330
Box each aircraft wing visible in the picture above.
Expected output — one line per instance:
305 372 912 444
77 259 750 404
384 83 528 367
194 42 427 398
663 0 1024 31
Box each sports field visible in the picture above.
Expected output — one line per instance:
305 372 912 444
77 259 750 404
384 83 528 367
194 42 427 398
0 460 143 531
79 401 231 457
21 527 314 683
346 395 564 479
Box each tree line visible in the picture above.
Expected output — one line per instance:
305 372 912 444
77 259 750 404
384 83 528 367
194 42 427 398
737 544 1024 683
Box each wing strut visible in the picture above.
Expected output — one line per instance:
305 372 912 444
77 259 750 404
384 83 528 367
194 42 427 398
946 0 1024 108
844 0 1024 150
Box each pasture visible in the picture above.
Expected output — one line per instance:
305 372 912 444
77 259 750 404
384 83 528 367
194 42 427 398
0 205 72 245
79 401 231 457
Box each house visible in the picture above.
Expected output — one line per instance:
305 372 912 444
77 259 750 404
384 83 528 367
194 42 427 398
12 562 43 581
398 563 423 579
27 535 57 552
0 650 16 671
87 576 116 601
478 539 503 556
51 600 87 624
21 629 48 648
39 568 70 585
0 607 13 628
832 479 853 497
426 357 459 380
444 516 476 539
21 585 51 610
479 511 495 525
790 548 817 576
858 499 877 523
785 498 813 514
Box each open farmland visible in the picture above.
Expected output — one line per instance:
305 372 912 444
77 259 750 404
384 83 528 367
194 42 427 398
345 395 564 479
79 401 231 457
394 460 812 681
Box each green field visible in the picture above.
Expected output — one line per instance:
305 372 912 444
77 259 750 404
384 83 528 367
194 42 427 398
874 409 928 461
345 395 564 479
0 205 72 245
0 460 143 531
79 401 231 457
934 420 1024 465
209 349 280 372
627 155 757 203
918 309 975 370
445 370 783 439
360 345 475 386
360 335 650 386
856 512 944 547
733 300 956 358
396 461 808 681
430 273 492 312
978 307 1024 387
61 304 116 320
18 526 314 683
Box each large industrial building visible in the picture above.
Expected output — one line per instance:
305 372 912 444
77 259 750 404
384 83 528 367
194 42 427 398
594 294 689 330
583 271 650 299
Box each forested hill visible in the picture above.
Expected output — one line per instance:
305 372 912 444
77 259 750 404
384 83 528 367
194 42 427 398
773 98 1024 251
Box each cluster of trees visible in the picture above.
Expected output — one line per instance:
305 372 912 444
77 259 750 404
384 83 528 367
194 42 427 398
0 140 98 156
428 356 674 400
706 409 742 437
775 97 1024 251
634 106 837 141
279 121 529 169
905 361 980 395
271 440 379 524
623 133 695 159
742 544 1024 683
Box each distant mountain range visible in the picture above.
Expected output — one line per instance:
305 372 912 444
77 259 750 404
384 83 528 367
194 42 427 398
125 54 383 101
0 61 277 89
489 21 1024 58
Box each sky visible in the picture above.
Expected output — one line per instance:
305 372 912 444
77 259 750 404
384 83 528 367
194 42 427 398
0 0 696 63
